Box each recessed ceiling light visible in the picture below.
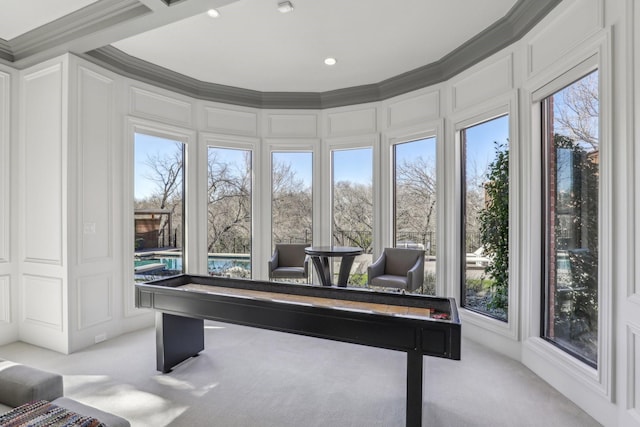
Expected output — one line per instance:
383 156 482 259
277 1 294 13
207 9 220 18
324 57 337 66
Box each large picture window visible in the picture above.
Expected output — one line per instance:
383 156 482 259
393 137 436 295
271 151 313 245
542 70 599 367
332 147 373 286
207 146 253 278
133 133 185 282
460 115 509 321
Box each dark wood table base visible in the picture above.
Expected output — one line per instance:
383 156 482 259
305 246 363 287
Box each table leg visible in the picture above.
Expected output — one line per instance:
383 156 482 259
311 256 332 286
406 350 423 427
156 312 204 373
336 255 356 287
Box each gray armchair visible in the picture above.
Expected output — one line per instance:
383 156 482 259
268 243 310 282
367 247 425 292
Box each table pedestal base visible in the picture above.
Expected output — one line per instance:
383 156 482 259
310 255 357 287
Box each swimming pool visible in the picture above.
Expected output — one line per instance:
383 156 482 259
134 253 250 278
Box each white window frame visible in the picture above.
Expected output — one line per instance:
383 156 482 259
450 92 519 341
521 34 612 400
381 122 442 294
323 135 379 254
197 132 259 278
124 116 196 317
261 139 320 264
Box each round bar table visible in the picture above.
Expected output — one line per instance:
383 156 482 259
305 246 364 287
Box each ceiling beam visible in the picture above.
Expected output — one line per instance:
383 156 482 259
1 0 240 69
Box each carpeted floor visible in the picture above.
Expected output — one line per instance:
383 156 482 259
0 321 600 426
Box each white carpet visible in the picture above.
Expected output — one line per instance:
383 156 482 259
0 321 600 426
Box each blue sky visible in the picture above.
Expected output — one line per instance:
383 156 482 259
135 117 509 199
272 151 312 187
464 114 510 176
333 148 373 185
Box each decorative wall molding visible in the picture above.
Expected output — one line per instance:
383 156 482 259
129 86 193 126
202 105 258 137
77 275 113 329
77 66 115 264
22 63 65 265
0 72 9 263
22 275 63 330
526 0 604 79
385 90 440 130
627 324 640 418
265 113 319 138
0 276 10 324
326 107 377 138
452 54 513 112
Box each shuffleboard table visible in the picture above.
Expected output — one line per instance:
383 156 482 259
135 274 461 427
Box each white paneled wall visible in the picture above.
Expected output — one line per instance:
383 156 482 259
129 86 193 128
22 63 65 265
19 59 68 353
383 89 439 131
526 0 604 81
201 103 259 137
624 0 640 426
451 55 513 112
0 67 14 343
68 60 124 351
264 112 319 138
326 106 377 137
0 70 9 265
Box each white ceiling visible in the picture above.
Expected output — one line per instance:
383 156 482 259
0 0 98 40
112 0 518 92
0 0 520 93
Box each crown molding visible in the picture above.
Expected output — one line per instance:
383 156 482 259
0 40 13 63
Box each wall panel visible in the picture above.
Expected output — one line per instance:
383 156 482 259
265 113 318 137
386 90 439 129
130 86 192 127
203 105 258 136
77 66 114 263
628 324 640 419
77 275 112 329
326 107 377 137
22 64 64 264
0 276 10 324
452 55 513 112
0 72 9 263
22 275 62 330
527 0 603 78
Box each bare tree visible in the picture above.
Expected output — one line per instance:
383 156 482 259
140 143 184 209
271 159 312 244
207 150 251 254
555 71 599 150
135 142 184 249
396 156 437 248
333 181 373 252
464 157 490 252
